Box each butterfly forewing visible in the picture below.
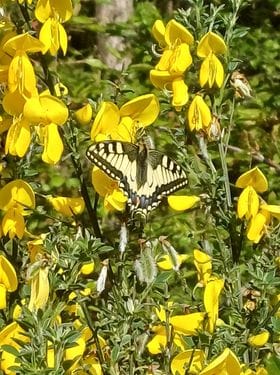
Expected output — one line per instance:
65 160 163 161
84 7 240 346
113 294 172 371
87 140 187 214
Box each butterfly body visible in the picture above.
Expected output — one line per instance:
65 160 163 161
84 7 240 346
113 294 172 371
87 140 187 215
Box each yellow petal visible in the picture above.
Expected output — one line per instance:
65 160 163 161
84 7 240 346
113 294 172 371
24 94 68 125
3 32 45 54
0 321 28 373
90 102 120 141
147 325 167 354
39 18 67 56
0 255 18 291
91 167 118 197
237 186 259 219
156 49 173 71
168 195 200 211
199 53 224 88
119 94 159 128
261 204 280 220
35 0 73 23
200 348 240 375
204 278 224 333
35 0 51 22
2 207 25 239
65 337 85 373
171 349 205 375
80 262 95 275
2 89 27 117
41 123 64 164
0 284 7 309
235 167 268 193
150 69 175 89
187 95 211 131
8 52 37 95
248 331 269 347
5 117 31 157
165 19 194 46
193 249 212 285
48 196 85 217
247 210 270 243
170 312 206 335
104 189 127 212
28 266 49 311
171 78 189 108
0 179 35 211
75 103 93 125
58 22 68 56
157 254 188 270
197 31 227 58
152 19 166 46
111 116 136 142
169 43 192 73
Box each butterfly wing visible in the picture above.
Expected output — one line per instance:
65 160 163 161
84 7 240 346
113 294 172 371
86 140 139 195
131 150 187 213
87 141 187 214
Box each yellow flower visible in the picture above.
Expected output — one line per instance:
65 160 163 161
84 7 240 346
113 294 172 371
35 0 73 23
200 348 241 375
0 321 29 374
35 0 73 56
167 195 200 211
187 95 212 131
171 349 205 375
150 70 189 109
75 103 93 125
80 262 95 275
5 117 31 157
197 31 227 88
90 94 159 142
147 304 205 354
151 19 193 109
0 180 35 238
152 19 193 74
204 277 224 333
48 196 85 217
0 255 18 309
235 167 268 193
246 208 270 243
23 94 69 163
92 167 127 212
147 325 186 355
248 331 269 347
27 235 46 262
2 33 44 115
193 249 212 286
39 18 68 56
157 253 188 271
28 262 49 311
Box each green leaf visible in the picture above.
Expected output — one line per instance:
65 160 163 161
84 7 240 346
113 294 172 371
265 355 280 375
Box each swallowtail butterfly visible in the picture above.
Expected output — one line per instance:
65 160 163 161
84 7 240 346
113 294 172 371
86 140 187 215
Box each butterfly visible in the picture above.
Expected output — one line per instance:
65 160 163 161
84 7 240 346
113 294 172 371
86 139 187 215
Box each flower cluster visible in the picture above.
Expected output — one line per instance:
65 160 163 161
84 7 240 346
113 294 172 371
0 2 71 164
151 19 227 137
236 167 280 243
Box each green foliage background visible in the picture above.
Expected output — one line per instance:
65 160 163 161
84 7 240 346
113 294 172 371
1 0 280 374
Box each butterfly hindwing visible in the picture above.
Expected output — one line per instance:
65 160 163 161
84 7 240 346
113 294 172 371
87 140 187 214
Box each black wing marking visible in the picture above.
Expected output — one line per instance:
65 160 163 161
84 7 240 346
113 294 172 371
86 141 138 180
